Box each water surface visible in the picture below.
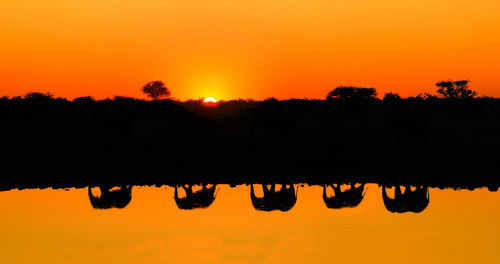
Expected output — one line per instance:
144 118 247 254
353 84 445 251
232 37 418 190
0 184 499 264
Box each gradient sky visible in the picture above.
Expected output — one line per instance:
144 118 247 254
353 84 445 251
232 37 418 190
1 0 499 100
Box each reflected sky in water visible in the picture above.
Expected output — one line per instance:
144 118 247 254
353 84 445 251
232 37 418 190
0 184 499 264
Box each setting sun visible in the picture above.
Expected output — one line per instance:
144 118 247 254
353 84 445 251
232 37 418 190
204 97 217 103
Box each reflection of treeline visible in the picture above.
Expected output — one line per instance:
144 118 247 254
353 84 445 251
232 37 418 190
46 183 500 213
1 84 500 185
1 183 498 213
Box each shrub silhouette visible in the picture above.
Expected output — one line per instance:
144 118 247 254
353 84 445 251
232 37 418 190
24 92 54 100
142 80 171 100
113 96 137 103
73 96 95 103
326 86 377 100
435 80 476 99
383 92 401 102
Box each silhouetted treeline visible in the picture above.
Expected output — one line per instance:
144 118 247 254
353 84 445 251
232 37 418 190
1 93 500 185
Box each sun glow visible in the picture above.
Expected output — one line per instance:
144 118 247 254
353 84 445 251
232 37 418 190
204 97 217 103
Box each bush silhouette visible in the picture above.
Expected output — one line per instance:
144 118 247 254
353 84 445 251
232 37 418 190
436 80 476 99
113 96 137 103
142 80 171 100
24 92 54 100
73 96 95 103
326 86 377 100
383 92 401 102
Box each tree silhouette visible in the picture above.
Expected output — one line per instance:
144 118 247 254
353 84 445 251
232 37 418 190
435 80 476 99
142 80 171 100
326 86 377 100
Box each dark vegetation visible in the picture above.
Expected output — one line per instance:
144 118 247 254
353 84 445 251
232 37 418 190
1 80 500 189
141 80 171 100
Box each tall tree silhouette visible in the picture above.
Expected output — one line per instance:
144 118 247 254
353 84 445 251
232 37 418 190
435 80 476 99
142 80 171 100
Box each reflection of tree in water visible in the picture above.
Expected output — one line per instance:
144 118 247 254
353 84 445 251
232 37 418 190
250 184 298 212
174 184 218 210
323 183 365 209
382 185 429 213
88 185 132 209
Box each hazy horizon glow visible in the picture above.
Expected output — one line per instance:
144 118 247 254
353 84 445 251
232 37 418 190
1 0 499 100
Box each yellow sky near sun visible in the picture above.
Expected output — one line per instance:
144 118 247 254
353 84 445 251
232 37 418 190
1 0 499 100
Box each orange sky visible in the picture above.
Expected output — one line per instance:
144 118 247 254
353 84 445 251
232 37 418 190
1 0 499 100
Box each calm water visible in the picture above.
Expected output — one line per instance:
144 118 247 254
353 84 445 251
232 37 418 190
0 184 499 264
